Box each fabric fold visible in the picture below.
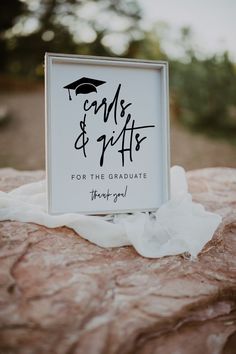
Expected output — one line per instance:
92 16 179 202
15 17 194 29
0 166 222 258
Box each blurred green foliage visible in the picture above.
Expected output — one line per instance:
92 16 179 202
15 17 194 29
0 0 142 76
170 54 236 141
0 0 236 142
169 28 236 141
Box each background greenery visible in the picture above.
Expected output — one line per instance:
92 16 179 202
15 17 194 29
1 0 236 142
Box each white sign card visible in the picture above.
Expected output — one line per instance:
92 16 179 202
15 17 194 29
45 53 170 214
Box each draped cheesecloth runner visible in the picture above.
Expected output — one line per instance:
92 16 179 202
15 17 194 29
0 166 221 258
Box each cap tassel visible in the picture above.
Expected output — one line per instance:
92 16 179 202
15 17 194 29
68 89 72 101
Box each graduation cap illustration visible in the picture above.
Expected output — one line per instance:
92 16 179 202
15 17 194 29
63 77 106 101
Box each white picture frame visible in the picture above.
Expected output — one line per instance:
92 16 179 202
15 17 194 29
45 53 170 214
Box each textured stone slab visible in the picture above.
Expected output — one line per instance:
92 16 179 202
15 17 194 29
0 168 235 354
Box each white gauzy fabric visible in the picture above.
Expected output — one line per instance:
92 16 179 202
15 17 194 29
0 166 222 258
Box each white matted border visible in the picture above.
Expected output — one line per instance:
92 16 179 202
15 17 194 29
45 53 170 214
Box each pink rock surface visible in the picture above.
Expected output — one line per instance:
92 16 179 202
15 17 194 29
0 168 236 354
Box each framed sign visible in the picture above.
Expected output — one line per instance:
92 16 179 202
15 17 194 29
45 53 170 214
